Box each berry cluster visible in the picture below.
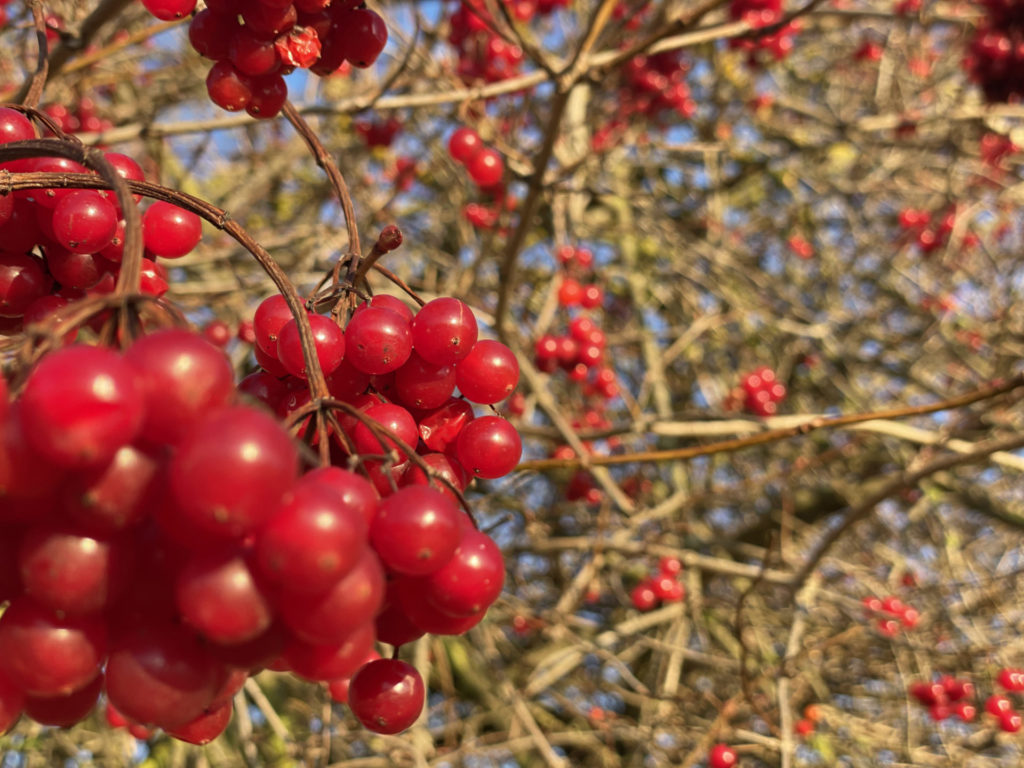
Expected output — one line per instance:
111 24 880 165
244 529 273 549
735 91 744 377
979 131 1018 169
355 116 402 148
908 676 976 723
43 98 114 135
139 0 388 118
964 0 1024 103
725 366 786 417
0 108 199 334
862 594 920 636
728 0 799 65
897 207 956 255
447 0 537 84
629 556 685 612
617 52 696 123
533 246 615 397
448 126 505 189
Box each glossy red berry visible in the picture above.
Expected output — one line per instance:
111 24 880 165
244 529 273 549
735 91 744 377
455 339 519 404
448 127 483 163
411 297 478 365
348 658 424 734
52 190 118 254
467 148 504 187
276 314 346 379
143 201 202 259
455 415 521 479
142 0 197 20
370 486 462 576
709 744 738 768
345 305 413 374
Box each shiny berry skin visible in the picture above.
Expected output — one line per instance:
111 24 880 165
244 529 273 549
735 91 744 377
411 297 478 365
19 345 144 469
165 700 232 745
0 252 50 317
448 127 483 163
420 528 504 616
344 305 413 374
175 550 274 645
348 658 424 734
334 8 388 67
255 477 368 593
455 415 521 479
370 486 462 576
206 61 252 111
276 314 346 379
467 148 504 187
105 622 220 729
0 597 107 697
253 293 294 355
0 107 35 145
143 201 202 259
142 0 197 20
709 744 738 768
630 581 657 611
52 190 118 254
124 329 235 446
455 339 519 404
168 405 299 539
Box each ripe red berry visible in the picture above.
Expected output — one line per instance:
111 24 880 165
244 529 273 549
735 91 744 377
411 297 479 365
455 415 522 479
348 658 424 734
455 339 519 404
52 190 118 254
142 0 197 20
370 486 462 576
448 127 483 163
708 743 738 768
630 581 657 611
142 201 203 259
467 147 504 187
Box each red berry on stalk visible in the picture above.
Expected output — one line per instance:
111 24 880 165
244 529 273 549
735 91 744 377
455 339 519 404
165 700 233 745
411 297 479 365
168 405 299 539
448 127 483 163
1001 711 1023 733
419 527 504 617
19 345 144 469
52 190 118 254
256 477 368 593
206 61 252 111
0 252 49 317
370 486 462 576
348 658 424 734
467 147 504 187
455 415 521 479
333 8 388 67
987 694 1013 716
276 314 346 379
143 201 202 259
630 581 657 611
0 596 107 697
344 305 413 374
125 328 235 446
174 550 274 645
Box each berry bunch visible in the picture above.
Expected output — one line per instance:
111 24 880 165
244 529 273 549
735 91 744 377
139 0 388 118
965 0 1024 103
909 676 976 723
862 594 920 636
629 557 685 611
897 207 956 255
447 0 528 84
617 52 696 122
0 108 197 335
728 0 799 65
355 116 402 149
448 126 505 189
725 366 786 417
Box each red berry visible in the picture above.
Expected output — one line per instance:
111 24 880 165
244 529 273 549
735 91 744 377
708 744 737 768
467 147 504 187
448 127 483 163
348 658 424 734
143 201 203 259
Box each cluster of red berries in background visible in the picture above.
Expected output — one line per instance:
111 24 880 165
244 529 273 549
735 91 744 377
897 206 957 256
862 594 920 636
908 669 1024 733
728 0 800 65
139 0 388 118
629 557 685 612
0 108 191 335
909 675 977 723
447 0 546 84
42 97 114 136
447 126 517 230
965 0 1024 103
724 366 786 417
534 246 614 395
355 116 401 149
617 51 696 122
